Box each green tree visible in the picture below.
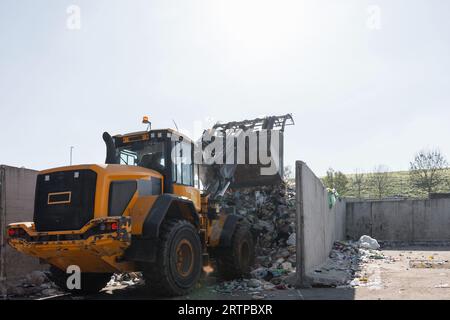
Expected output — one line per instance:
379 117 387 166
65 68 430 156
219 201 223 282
409 149 449 197
322 168 335 189
352 170 365 199
334 171 349 196
369 165 392 199
322 168 349 196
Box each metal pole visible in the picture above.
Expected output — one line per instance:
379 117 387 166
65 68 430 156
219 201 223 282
70 146 74 165
0 166 7 299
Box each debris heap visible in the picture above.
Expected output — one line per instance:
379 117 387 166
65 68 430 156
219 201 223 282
4 271 63 298
311 236 392 288
106 272 144 288
213 181 297 296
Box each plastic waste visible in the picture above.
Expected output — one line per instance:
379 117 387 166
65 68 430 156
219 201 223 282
358 235 380 250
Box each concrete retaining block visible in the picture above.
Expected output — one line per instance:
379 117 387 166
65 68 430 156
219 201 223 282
295 161 347 287
0 165 48 293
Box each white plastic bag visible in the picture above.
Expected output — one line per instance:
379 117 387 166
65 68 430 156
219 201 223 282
358 235 380 250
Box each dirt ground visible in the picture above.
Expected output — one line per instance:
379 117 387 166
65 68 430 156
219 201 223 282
300 246 450 300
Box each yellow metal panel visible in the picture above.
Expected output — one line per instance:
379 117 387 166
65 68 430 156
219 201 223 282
129 195 157 234
208 214 227 247
8 231 134 273
172 184 201 212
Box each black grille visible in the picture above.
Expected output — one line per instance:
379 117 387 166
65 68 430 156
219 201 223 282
108 180 137 216
34 170 97 232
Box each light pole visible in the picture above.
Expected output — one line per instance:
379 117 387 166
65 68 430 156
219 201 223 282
70 146 74 165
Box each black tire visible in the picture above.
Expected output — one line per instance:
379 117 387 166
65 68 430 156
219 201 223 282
216 222 255 280
48 266 112 295
141 219 202 297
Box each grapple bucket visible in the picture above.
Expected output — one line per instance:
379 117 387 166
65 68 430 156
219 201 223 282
198 114 294 199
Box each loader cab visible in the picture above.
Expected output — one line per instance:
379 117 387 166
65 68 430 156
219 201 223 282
106 129 200 208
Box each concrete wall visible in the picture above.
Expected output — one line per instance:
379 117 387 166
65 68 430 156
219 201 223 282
347 199 450 241
296 161 346 286
0 165 47 288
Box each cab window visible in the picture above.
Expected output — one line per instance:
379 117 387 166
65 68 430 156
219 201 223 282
182 142 193 185
119 150 137 165
172 141 193 186
173 142 182 184
118 142 165 172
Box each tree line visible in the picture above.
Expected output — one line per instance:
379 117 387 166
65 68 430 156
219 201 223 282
322 149 450 199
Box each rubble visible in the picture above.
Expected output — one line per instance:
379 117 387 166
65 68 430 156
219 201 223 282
6 271 147 298
213 278 276 294
101 272 145 295
310 238 393 288
212 181 297 295
286 233 296 246
106 272 144 287
26 270 47 286
221 180 296 266
5 271 65 298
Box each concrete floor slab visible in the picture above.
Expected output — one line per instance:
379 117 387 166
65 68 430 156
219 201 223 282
299 246 450 300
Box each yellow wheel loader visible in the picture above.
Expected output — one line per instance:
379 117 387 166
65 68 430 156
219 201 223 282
7 115 293 296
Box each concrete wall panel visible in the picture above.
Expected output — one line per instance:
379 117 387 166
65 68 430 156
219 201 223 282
296 161 347 286
346 202 372 239
0 165 47 287
347 198 450 242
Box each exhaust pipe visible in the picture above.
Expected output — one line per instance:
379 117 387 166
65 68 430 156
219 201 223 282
103 132 118 164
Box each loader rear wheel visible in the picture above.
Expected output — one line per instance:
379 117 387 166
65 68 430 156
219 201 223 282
48 266 112 295
141 219 202 297
216 222 255 280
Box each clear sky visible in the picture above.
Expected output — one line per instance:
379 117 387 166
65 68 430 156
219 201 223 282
1 0 449 176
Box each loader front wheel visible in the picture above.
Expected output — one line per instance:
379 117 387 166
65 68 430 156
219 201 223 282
48 266 112 295
216 222 255 280
141 219 202 297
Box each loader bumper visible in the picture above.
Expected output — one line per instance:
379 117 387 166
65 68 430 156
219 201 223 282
7 217 134 273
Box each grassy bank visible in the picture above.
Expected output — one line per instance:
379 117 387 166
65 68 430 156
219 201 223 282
335 169 450 200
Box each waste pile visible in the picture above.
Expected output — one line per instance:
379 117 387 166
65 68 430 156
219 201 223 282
5 271 145 298
4 270 64 298
212 277 291 300
212 181 297 297
221 180 296 259
310 235 391 288
105 272 144 288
